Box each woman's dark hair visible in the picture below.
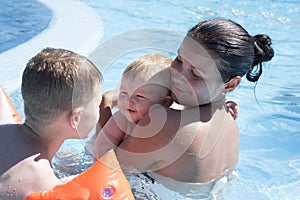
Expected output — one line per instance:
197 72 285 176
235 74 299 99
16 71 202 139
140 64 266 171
187 18 274 83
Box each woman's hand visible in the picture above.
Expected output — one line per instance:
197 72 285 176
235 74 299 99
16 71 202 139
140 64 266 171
225 100 239 120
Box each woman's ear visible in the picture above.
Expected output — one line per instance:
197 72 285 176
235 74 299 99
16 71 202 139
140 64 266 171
71 107 83 129
225 76 241 92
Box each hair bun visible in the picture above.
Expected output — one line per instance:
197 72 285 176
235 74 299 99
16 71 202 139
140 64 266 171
246 34 274 82
252 34 274 66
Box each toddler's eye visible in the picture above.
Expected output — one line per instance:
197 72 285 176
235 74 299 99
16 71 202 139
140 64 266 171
119 91 128 96
136 94 146 99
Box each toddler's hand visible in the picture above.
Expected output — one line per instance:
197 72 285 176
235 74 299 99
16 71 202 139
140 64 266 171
102 89 119 109
98 89 120 132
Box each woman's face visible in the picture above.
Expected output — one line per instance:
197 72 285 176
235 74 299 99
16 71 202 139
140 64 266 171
170 37 225 107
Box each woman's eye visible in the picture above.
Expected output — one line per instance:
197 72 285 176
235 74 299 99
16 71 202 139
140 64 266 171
191 69 202 79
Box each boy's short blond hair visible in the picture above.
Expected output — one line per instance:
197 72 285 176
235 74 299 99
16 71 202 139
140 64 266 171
22 47 102 127
122 54 172 88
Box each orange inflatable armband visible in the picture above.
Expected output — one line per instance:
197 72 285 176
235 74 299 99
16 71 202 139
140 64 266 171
0 85 22 124
26 149 135 200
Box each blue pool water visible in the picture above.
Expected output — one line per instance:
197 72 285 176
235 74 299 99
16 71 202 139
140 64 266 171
1 0 300 199
0 0 51 53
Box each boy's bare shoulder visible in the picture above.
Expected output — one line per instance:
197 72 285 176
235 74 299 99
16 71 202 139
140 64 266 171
0 124 61 199
0 155 60 199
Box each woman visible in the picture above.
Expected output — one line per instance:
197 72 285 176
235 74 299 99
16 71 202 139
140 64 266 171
97 17 274 195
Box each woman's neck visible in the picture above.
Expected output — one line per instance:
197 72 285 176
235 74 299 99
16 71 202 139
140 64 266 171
173 97 226 110
175 98 227 124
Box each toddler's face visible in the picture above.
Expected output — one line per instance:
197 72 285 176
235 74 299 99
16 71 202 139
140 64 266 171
118 77 169 123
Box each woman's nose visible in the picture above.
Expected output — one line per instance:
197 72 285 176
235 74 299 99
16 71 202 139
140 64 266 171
171 64 189 83
171 72 187 90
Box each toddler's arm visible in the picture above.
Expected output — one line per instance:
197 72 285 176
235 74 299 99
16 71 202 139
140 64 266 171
94 111 127 159
97 89 119 133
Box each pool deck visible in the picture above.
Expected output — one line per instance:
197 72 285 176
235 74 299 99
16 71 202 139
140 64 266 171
0 0 103 90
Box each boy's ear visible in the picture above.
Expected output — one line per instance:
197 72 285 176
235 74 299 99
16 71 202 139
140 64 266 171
164 96 174 108
225 76 241 92
71 107 83 129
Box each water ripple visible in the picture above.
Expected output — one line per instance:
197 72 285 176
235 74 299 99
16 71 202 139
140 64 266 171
0 0 51 53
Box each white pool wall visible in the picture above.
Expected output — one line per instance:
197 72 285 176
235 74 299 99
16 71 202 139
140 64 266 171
0 0 103 91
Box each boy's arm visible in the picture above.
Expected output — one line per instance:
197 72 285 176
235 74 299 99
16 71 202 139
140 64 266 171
94 111 126 159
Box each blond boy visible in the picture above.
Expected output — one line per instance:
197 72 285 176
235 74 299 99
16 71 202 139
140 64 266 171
0 48 102 199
